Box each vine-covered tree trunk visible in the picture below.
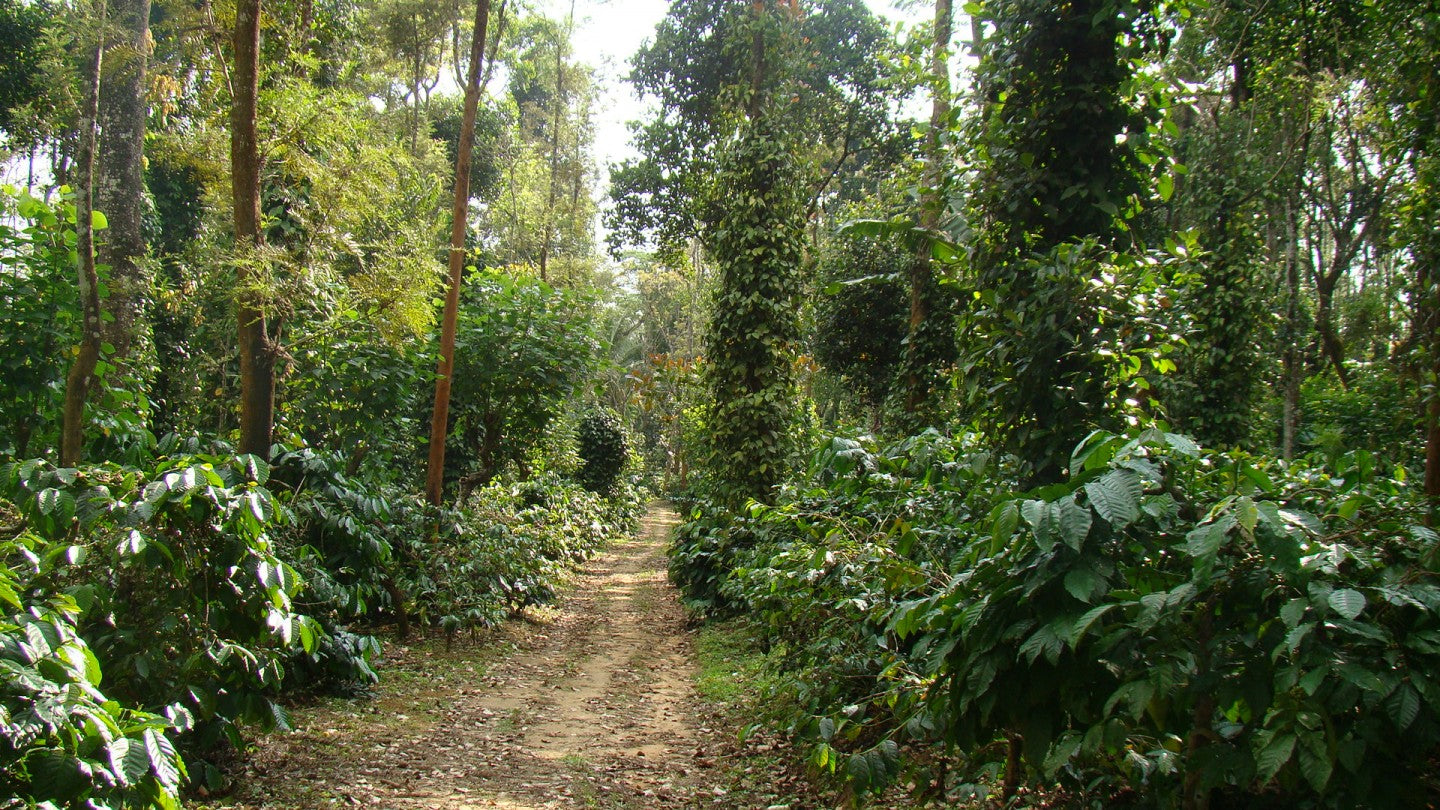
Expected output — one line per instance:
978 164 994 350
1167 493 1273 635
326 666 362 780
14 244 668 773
895 0 952 433
703 0 803 505
95 0 151 367
964 0 1136 483
60 2 108 466
232 0 276 458
426 0 493 507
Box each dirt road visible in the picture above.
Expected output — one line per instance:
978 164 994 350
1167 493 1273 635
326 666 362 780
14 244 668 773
219 505 771 810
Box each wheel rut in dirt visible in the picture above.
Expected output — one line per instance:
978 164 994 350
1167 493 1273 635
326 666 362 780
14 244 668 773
230 503 734 809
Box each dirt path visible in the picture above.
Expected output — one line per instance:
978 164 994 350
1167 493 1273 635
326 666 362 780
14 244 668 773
222 504 765 810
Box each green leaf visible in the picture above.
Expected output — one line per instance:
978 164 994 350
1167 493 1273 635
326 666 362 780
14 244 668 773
1280 598 1307 628
1254 731 1295 784
1084 470 1140 529
1064 569 1105 603
1042 733 1083 776
847 751 872 787
1021 499 1053 550
1297 736 1332 792
91 210 108 230
991 500 1019 550
1057 497 1093 551
145 728 182 788
1284 623 1314 653
1328 588 1366 620
1019 623 1065 665
1186 520 1228 559
109 737 149 785
1069 603 1114 645
1387 683 1421 731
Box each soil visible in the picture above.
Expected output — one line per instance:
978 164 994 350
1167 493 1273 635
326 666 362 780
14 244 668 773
211 504 805 810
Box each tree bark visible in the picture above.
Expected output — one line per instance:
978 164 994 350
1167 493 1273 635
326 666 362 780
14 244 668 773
900 0 951 425
61 2 108 467
538 0 574 283
1280 195 1303 461
96 0 152 367
426 0 493 508
232 0 276 458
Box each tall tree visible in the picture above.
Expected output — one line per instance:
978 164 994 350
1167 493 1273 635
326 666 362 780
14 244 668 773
426 0 493 507
232 0 275 458
60 1 108 466
1369 0 1440 502
893 0 953 433
608 0 896 254
961 0 1146 483
703 0 805 505
95 0 152 366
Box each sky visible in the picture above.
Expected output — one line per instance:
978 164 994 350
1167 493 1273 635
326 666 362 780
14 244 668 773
547 0 927 245
553 0 926 166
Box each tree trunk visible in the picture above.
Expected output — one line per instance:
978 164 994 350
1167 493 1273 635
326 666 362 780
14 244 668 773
539 1 574 283
96 0 152 368
900 0 951 427
426 0 493 508
232 0 276 458
1280 195 1303 461
61 3 108 467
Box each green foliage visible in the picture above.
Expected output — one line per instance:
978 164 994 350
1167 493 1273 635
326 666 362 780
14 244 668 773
396 472 643 633
0 0 61 148
959 0 1165 482
0 186 82 459
608 0 899 252
575 409 629 496
0 453 318 779
958 239 1187 483
447 270 600 487
283 314 428 473
812 236 910 417
1298 365 1422 466
703 114 805 506
673 427 1440 805
0 539 187 809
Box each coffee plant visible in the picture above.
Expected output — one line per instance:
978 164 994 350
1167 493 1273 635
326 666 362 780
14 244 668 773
576 409 628 496
672 428 1440 806
0 536 187 809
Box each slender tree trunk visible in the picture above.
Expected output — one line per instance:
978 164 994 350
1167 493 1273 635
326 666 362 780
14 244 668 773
900 0 951 426
1281 194 1303 461
61 2 108 467
426 0 493 508
538 1 574 283
96 0 152 367
232 0 276 458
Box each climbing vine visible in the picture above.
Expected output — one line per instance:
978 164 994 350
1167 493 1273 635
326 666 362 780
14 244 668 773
703 112 805 505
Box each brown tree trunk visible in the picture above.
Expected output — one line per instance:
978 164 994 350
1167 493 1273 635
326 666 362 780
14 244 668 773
1280 195 1303 461
96 0 152 367
61 3 108 467
232 0 276 458
426 0 493 508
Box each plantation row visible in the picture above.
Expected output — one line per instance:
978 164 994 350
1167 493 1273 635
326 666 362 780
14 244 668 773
1 436 644 807
671 430 1440 807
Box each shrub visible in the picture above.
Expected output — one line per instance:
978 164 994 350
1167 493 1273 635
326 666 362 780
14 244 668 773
0 537 187 809
0 452 319 793
576 409 629 496
395 472 644 634
672 428 1440 806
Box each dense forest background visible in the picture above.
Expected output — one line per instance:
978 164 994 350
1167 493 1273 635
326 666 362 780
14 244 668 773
1 0 1438 806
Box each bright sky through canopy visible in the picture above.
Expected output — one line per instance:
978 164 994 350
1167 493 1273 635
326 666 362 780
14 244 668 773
548 0 925 242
